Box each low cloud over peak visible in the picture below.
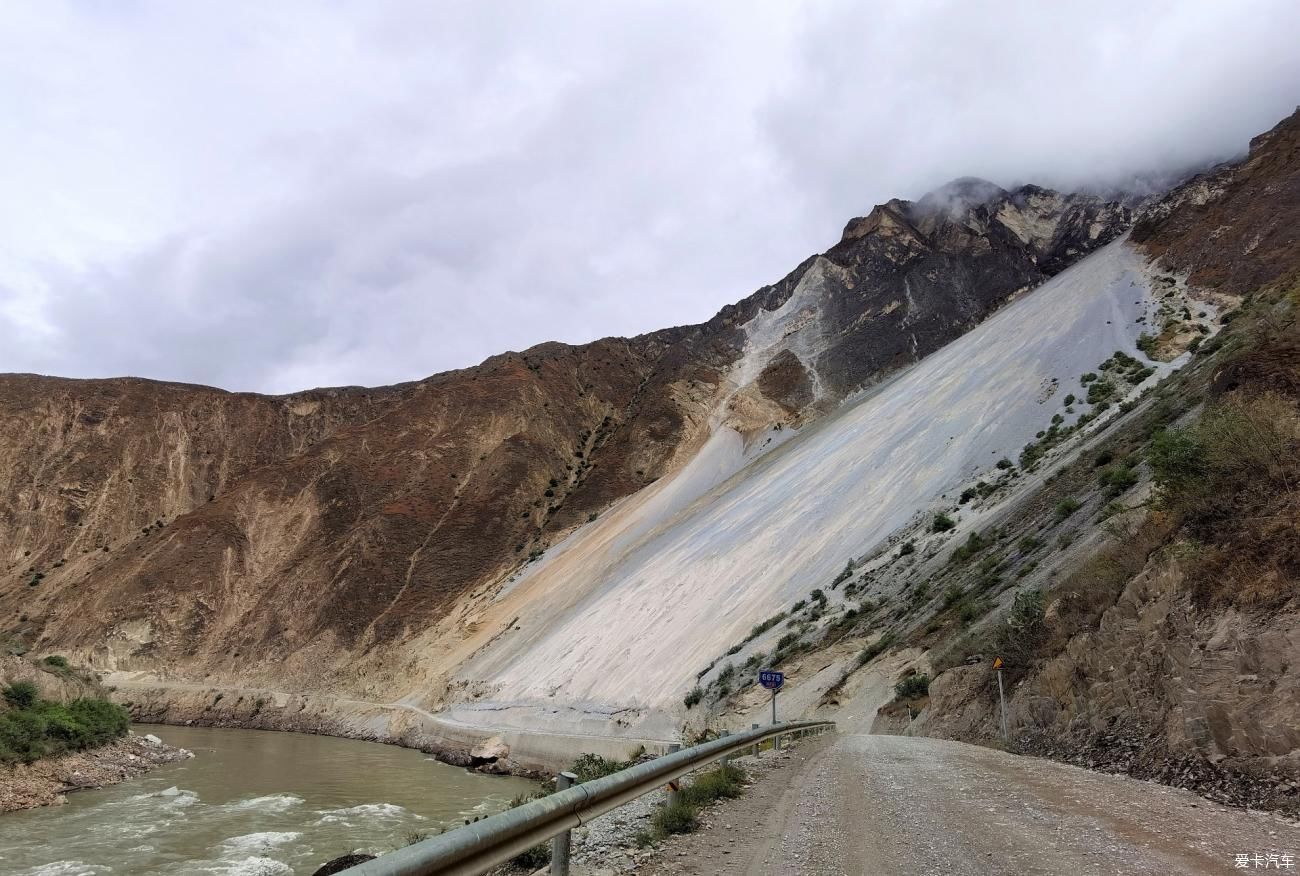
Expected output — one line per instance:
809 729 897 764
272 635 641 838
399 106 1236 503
2 1 1298 393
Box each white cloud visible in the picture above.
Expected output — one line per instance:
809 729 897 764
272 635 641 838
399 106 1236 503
1 0 1297 392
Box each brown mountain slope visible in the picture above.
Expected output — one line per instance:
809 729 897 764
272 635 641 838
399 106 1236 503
2 180 1132 697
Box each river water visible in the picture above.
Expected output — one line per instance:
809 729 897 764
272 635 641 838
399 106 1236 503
0 724 538 876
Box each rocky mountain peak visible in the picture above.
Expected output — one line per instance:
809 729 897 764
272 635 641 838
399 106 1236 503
913 176 1009 219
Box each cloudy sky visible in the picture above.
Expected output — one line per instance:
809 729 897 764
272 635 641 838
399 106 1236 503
2 1 1298 394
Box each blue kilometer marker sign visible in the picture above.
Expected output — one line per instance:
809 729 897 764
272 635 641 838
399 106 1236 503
759 670 784 690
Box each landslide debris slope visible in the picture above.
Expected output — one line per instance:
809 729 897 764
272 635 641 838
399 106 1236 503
687 109 1300 813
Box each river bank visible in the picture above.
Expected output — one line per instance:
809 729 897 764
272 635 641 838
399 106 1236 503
0 732 192 813
108 674 671 779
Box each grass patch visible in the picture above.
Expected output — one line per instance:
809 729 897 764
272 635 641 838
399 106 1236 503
680 764 746 806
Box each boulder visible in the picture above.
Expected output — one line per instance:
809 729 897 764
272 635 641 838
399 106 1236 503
311 853 376 875
469 735 509 765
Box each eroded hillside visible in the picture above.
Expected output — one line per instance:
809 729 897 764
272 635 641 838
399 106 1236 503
2 178 1129 724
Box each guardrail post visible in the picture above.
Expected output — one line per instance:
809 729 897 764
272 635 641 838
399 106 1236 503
751 723 759 757
774 726 782 752
551 770 577 876
666 743 682 807
720 729 731 768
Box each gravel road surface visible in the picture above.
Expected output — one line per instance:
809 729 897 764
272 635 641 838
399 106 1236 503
641 734 1300 875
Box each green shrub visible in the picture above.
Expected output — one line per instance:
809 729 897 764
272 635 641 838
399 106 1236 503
653 800 700 836
993 590 1045 670
683 687 703 709
3 682 38 709
898 541 915 556
1017 535 1042 554
893 674 930 699
942 585 964 608
42 655 70 669
932 513 956 533
995 457 1014 470
744 613 787 643
1054 498 1081 520
950 531 988 563
831 562 855 588
569 752 632 783
1099 464 1139 495
1086 380 1117 405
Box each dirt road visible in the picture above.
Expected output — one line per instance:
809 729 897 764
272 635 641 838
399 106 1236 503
643 734 1300 875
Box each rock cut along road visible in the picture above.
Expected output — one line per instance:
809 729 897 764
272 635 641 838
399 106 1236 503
643 734 1300 876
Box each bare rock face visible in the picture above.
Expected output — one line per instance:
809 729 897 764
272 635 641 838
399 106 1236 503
0 174 1133 702
1132 106 1300 294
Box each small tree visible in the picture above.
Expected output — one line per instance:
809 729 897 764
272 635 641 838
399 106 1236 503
894 674 930 700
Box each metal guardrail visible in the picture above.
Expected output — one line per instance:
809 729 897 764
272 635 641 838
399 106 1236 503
340 719 836 876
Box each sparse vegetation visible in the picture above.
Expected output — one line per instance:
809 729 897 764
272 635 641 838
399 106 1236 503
680 764 746 807
949 530 988 564
1148 391 1300 606
856 633 895 666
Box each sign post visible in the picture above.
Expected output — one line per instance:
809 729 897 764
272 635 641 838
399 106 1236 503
993 657 1008 741
759 670 784 720
759 670 784 749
